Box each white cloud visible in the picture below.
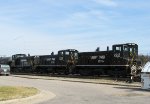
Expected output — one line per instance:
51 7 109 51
45 9 110 31
94 0 117 7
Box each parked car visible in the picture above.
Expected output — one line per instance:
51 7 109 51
0 64 10 76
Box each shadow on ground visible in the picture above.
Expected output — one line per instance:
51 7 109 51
114 86 150 92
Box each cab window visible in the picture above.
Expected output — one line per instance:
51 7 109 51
115 46 122 51
124 46 128 52
65 52 69 55
75 53 78 57
60 52 63 56
129 48 133 52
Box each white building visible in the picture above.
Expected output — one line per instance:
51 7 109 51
141 62 150 90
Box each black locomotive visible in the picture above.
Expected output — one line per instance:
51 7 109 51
11 54 34 73
10 49 78 74
32 49 78 74
76 43 141 77
9 43 142 78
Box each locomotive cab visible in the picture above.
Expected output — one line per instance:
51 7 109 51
58 49 78 64
127 43 138 59
58 49 78 74
113 43 138 60
11 54 27 67
113 43 141 77
11 54 32 73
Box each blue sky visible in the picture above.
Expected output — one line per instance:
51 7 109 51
0 0 149 56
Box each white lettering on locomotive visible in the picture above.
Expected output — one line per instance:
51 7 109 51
46 58 55 61
52 58 55 61
46 58 51 61
114 53 120 58
91 56 98 59
99 55 105 59
98 60 105 63
59 57 63 60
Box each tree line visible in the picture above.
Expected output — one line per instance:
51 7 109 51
138 54 150 66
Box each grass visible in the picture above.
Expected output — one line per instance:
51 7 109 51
0 86 38 101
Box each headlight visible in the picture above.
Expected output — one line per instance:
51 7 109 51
4 69 7 72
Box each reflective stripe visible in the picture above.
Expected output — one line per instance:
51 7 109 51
35 65 129 67
76 65 129 67
36 65 66 67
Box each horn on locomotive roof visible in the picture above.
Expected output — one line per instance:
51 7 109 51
107 46 109 51
96 47 100 52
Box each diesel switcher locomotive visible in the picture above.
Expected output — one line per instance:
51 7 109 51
76 43 141 77
9 43 142 78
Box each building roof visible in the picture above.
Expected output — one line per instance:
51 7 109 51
142 62 150 72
